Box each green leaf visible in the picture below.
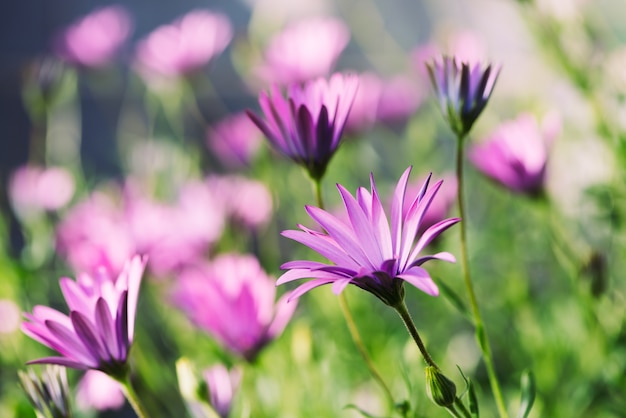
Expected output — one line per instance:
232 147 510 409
468 380 480 418
437 278 469 318
517 369 536 418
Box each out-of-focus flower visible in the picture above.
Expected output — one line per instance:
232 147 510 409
56 192 134 277
278 167 460 307
135 10 232 80
255 17 349 85
376 75 422 124
18 365 72 418
247 73 358 180
55 5 132 68
206 175 273 229
206 113 263 168
22 255 146 378
0 299 21 334
76 370 125 412
172 253 297 361
346 73 421 135
469 112 560 196
9 166 75 218
204 364 242 418
427 56 500 137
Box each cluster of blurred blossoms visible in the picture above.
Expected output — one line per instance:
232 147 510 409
8 2 577 417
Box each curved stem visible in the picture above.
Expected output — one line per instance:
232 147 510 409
119 374 149 418
456 136 508 418
310 177 395 409
393 300 439 369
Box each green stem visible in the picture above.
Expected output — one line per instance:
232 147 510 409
119 374 149 418
393 300 439 370
456 136 508 418
453 397 472 418
310 177 396 409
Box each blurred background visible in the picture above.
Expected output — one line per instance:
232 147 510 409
1 0 626 417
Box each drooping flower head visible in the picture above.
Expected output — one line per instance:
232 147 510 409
55 5 132 68
427 56 500 137
255 17 350 85
247 73 358 181
135 10 232 80
18 365 72 418
469 112 561 197
278 167 461 307
172 254 297 361
22 256 147 379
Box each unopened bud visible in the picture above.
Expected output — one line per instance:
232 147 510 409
425 366 457 408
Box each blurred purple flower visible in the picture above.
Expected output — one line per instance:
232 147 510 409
427 56 500 137
18 365 72 418
76 370 125 412
376 75 422 124
344 73 382 135
247 72 358 180
278 167 460 307
206 113 263 168
56 192 134 278
172 253 297 361
255 17 349 85
206 175 273 229
469 112 561 196
135 10 232 80
55 5 132 68
204 364 242 418
9 166 75 218
22 255 146 378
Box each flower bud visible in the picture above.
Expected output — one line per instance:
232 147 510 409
425 366 457 408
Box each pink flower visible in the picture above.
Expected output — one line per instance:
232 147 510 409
135 10 232 79
22 256 146 378
247 72 358 180
279 167 460 307
55 6 132 68
76 370 125 411
0 299 21 334
56 192 134 277
206 113 263 168
172 254 297 361
9 166 75 217
255 17 350 85
404 174 457 235
206 175 273 229
204 364 242 418
469 112 560 196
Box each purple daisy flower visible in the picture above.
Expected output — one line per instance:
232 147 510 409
427 56 500 137
278 167 461 307
22 255 147 379
246 72 358 181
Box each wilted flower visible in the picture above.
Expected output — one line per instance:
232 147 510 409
172 254 297 361
247 73 358 180
278 167 460 307
255 17 349 85
427 56 500 137
204 364 242 418
18 365 72 418
22 255 146 379
469 112 560 196
55 5 132 68
135 10 232 80
206 113 263 168
9 166 75 218
76 370 125 412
